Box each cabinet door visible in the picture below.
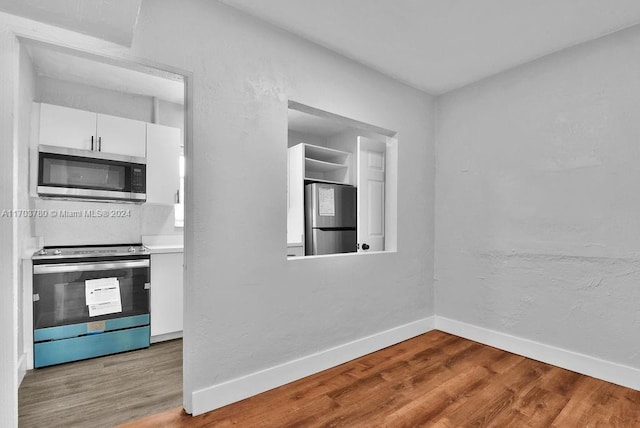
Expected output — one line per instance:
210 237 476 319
146 123 181 205
287 144 305 247
96 113 147 157
39 103 96 150
150 252 184 338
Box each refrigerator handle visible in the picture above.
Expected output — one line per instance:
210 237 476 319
317 227 356 231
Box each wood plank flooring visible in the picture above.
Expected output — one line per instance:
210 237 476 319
120 331 640 428
19 339 182 428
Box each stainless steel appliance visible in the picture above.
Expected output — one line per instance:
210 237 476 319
37 145 146 203
32 244 150 368
305 182 357 255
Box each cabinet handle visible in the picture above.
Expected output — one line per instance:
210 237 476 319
91 136 94 151
176 189 180 204
98 137 102 151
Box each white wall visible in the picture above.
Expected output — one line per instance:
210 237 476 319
132 0 435 414
436 25 640 372
157 99 184 134
0 28 19 428
36 76 154 122
36 76 185 131
16 40 36 384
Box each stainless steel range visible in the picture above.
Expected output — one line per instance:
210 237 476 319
32 244 151 368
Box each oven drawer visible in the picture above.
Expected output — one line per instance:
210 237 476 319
34 324 150 368
34 314 149 342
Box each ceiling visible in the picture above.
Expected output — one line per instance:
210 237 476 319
0 0 141 47
4 1 640 95
220 0 640 94
25 43 184 104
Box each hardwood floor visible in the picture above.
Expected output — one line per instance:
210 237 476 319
19 339 182 428
120 331 640 428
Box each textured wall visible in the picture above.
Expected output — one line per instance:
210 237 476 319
132 0 435 413
36 76 154 122
16 43 36 372
436 24 640 368
0 28 19 428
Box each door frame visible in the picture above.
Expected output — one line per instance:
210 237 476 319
13 33 194 416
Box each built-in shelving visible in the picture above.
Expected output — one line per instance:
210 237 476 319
302 144 351 185
287 143 354 254
304 144 350 164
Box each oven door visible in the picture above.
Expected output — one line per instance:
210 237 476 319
33 258 150 331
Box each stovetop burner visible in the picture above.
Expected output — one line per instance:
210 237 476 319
33 244 149 260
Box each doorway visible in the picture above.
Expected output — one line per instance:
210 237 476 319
16 37 192 426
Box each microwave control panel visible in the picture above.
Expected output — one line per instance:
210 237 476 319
131 165 146 193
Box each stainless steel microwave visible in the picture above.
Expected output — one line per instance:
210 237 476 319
37 145 146 203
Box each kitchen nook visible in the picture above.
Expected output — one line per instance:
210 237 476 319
16 38 186 426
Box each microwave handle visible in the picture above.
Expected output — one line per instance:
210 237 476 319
34 259 149 275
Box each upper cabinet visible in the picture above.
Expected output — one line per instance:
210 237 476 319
146 123 181 205
39 103 146 158
96 113 147 158
39 103 96 151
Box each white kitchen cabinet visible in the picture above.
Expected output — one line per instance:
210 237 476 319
39 103 96 151
150 252 183 340
146 123 181 205
287 144 304 250
38 103 146 157
286 244 304 257
96 113 147 157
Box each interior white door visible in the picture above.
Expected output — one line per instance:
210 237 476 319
357 136 386 252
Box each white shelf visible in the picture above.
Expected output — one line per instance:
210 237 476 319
304 144 350 164
303 177 348 185
305 157 348 173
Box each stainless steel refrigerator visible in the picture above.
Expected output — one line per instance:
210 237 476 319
305 182 357 255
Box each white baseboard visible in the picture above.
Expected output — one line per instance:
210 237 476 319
435 316 640 391
190 314 639 416
191 316 435 415
17 353 27 386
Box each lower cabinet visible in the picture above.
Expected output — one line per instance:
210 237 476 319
287 244 304 257
150 252 184 340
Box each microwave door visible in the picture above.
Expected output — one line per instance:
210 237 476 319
37 145 146 202
40 157 126 191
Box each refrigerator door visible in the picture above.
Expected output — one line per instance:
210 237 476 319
308 228 357 255
305 183 356 229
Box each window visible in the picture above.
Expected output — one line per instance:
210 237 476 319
286 101 397 258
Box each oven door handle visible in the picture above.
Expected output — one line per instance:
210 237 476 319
33 260 149 274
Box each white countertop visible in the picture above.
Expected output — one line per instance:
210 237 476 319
145 244 184 254
142 235 184 254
